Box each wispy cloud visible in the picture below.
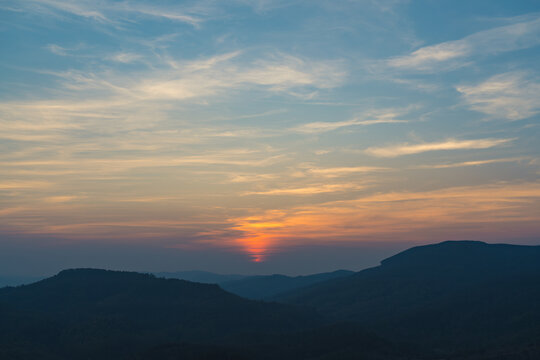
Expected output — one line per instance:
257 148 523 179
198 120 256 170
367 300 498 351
24 0 202 26
229 182 540 258
109 52 143 63
44 52 345 102
387 16 540 72
415 157 525 169
387 41 469 71
234 0 297 14
0 51 345 155
228 174 279 183
244 183 363 196
123 5 201 26
46 44 69 56
45 43 90 57
0 152 287 174
365 138 514 157
43 195 86 203
0 181 51 190
293 106 414 134
30 0 109 22
457 72 540 120
306 166 388 178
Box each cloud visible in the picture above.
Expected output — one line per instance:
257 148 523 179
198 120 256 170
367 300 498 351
306 166 389 178
228 182 540 260
43 195 86 203
46 44 69 56
235 0 294 12
415 157 525 169
0 181 51 190
387 16 540 72
0 51 345 152
228 174 278 183
25 0 202 26
457 72 540 120
0 153 287 174
110 52 143 63
244 183 362 196
387 41 469 71
123 5 201 26
294 118 369 133
32 0 109 21
42 52 345 102
293 106 414 134
365 138 514 157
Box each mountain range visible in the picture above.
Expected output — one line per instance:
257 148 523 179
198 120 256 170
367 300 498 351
277 241 540 357
1 240 539 359
156 269 354 300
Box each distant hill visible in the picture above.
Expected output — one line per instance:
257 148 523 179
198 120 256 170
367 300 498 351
0 269 323 359
154 270 247 284
276 241 540 357
154 269 355 300
220 270 354 300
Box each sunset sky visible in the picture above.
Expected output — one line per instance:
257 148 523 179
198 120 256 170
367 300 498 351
1 0 540 275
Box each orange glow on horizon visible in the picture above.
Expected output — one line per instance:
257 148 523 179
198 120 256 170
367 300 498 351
228 182 540 261
237 234 272 262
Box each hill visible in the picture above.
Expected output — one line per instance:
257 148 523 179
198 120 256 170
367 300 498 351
3 241 540 359
0 269 322 359
276 241 540 357
154 270 246 284
0 268 415 360
220 270 354 300
155 269 354 300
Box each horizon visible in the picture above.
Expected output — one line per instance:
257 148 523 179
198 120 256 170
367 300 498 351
1 239 539 279
1 0 540 276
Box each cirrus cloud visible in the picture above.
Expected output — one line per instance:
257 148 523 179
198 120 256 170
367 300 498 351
457 72 540 121
365 138 514 158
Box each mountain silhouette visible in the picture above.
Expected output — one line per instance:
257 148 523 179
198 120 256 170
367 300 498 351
154 270 247 284
2 241 540 359
276 241 540 357
0 269 322 359
219 270 354 300
154 269 354 300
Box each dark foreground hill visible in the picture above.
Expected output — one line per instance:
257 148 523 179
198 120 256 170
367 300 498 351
277 241 540 358
0 268 413 360
0 269 315 359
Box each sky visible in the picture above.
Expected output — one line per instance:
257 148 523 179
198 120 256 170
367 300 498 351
1 0 540 276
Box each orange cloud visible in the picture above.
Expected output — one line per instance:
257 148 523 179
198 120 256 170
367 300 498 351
229 182 540 260
2 179 539 263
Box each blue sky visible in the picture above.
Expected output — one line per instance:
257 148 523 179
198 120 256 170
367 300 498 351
1 0 539 274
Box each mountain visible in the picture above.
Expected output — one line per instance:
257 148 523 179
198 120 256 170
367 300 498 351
220 270 354 300
2 241 539 359
154 270 246 284
0 268 323 359
276 241 540 358
0 268 418 360
154 269 354 300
